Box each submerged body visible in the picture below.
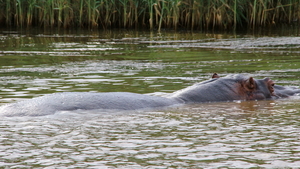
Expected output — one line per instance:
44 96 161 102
0 74 299 116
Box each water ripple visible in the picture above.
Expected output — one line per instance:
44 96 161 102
1 100 300 168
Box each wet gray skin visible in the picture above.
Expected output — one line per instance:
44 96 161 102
0 73 299 116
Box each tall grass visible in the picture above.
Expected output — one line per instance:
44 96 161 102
0 0 299 30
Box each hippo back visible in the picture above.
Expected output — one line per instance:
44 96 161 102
0 92 180 116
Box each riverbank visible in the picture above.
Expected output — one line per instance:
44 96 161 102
1 0 299 31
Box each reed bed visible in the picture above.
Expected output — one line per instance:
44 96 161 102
0 0 299 30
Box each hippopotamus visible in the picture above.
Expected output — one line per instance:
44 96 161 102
0 73 299 116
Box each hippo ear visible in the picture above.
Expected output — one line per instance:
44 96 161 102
212 73 220 78
264 78 275 94
245 77 256 90
264 77 274 86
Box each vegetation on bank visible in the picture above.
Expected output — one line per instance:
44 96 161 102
0 0 299 31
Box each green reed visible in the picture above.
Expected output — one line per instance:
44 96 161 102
0 0 299 30
5 0 10 26
16 0 23 27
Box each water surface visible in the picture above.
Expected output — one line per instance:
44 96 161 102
0 28 300 168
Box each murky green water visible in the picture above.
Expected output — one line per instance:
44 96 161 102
0 28 300 168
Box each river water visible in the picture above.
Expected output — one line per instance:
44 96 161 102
0 28 300 168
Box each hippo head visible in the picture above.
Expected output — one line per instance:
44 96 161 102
237 76 275 100
230 74 300 99
171 73 300 103
211 73 277 101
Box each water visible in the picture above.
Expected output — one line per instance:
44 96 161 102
0 28 300 168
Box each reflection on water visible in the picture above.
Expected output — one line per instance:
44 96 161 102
148 37 300 53
0 29 300 168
